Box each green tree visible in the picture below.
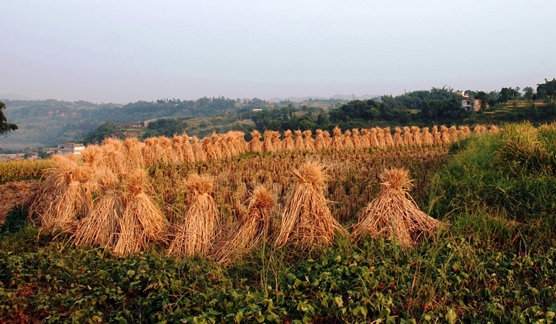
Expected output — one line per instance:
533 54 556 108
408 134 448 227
0 101 18 135
537 78 556 104
83 122 125 144
523 87 534 102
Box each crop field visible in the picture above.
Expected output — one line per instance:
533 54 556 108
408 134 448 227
1 123 556 323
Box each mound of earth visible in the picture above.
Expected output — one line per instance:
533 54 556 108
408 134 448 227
0 181 41 229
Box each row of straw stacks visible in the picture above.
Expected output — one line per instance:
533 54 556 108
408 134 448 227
58 125 498 173
30 143 443 264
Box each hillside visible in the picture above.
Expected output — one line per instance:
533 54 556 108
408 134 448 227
0 97 345 150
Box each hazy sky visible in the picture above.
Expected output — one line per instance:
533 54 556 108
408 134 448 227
1 0 555 103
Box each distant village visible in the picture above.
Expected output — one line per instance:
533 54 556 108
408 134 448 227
0 142 85 161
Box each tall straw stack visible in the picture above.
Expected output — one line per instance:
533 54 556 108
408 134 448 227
369 128 380 147
314 129 327 150
332 127 344 150
383 127 394 147
275 161 344 249
214 185 275 265
351 168 442 247
282 130 295 151
29 155 93 233
113 169 168 255
393 127 404 147
294 130 305 151
360 129 371 148
351 129 362 149
343 130 354 149
262 130 275 152
375 127 386 148
168 174 219 257
73 169 125 249
323 130 333 148
411 126 423 147
249 130 263 153
123 138 145 169
303 130 316 152
422 127 434 146
180 133 196 163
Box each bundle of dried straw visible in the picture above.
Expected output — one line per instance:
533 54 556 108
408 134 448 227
275 161 344 249
168 174 219 257
351 168 443 247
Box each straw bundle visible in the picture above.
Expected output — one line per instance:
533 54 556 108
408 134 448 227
202 137 221 160
303 130 316 152
369 128 380 147
191 137 207 162
113 169 168 255
402 126 412 146
411 126 423 147
432 125 441 144
391 127 402 147
440 126 451 144
218 133 233 159
323 130 333 148
350 168 442 247
332 127 344 150
275 161 344 249
294 130 305 151
180 133 196 163
314 129 327 150
72 169 124 249
215 185 275 265
262 130 275 152
282 130 295 151
168 174 219 257
383 127 394 147
422 127 434 145
30 155 93 233
474 125 486 133
81 144 104 168
351 129 362 149
375 127 386 148
123 138 145 169
249 130 263 153
271 131 282 151
142 138 157 166
360 129 371 148
101 138 128 174
343 130 354 149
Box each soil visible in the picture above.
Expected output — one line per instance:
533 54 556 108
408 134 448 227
0 181 41 228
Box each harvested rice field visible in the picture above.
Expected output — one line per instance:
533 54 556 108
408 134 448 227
2 123 556 323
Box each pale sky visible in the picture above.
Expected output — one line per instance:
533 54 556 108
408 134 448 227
1 0 555 103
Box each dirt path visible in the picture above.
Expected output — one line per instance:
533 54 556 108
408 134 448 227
0 181 41 228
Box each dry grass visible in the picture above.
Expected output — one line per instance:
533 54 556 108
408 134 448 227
215 185 276 265
350 168 443 247
275 161 344 249
168 174 220 257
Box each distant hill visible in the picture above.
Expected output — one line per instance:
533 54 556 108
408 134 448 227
0 97 342 149
268 94 378 103
0 97 241 149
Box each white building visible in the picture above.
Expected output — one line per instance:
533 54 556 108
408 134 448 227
57 143 85 155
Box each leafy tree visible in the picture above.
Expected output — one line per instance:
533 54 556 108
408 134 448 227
142 118 189 139
523 87 534 102
0 101 18 135
83 122 125 144
537 78 556 104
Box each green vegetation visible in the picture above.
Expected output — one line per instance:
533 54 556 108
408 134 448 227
0 100 18 138
2 123 556 322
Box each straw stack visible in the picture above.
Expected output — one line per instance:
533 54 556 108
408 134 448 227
215 185 275 265
351 168 442 247
168 174 219 257
275 161 344 249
